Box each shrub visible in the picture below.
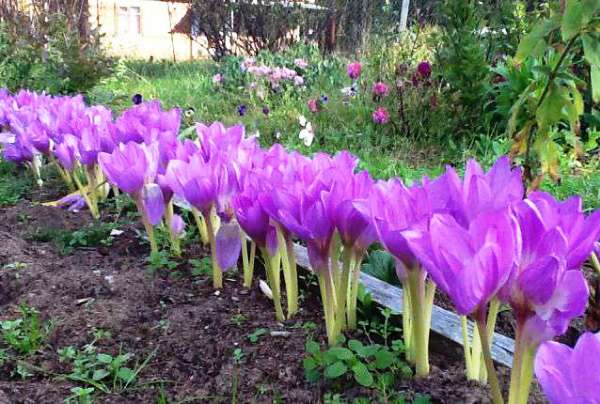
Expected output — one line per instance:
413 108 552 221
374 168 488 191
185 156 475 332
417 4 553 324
0 11 111 94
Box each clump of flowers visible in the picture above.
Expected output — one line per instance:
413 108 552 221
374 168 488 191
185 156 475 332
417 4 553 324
417 61 432 79
347 62 362 80
294 58 308 69
372 107 390 124
372 82 390 98
307 99 319 113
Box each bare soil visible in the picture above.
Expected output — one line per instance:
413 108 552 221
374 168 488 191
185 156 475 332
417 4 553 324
0 195 548 403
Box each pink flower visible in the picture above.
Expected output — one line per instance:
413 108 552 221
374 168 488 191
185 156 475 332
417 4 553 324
294 58 309 69
372 82 389 97
307 99 319 113
212 73 223 84
372 107 390 124
417 61 432 78
294 76 305 86
347 62 362 80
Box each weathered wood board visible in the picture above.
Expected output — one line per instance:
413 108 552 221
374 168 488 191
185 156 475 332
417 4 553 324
292 244 515 368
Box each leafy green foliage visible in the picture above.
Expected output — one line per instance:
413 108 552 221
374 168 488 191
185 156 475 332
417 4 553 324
247 328 269 344
433 0 490 135
362 250 400 286
147 250 180 276
0 162 32 207
0 13 111 93
303 337 411 391
58 342 150 394
29 222 118 255
0 304 51 356
505 0 600 183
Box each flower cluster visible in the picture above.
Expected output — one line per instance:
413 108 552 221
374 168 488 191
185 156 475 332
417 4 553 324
241 57 305 88
1 87 599 404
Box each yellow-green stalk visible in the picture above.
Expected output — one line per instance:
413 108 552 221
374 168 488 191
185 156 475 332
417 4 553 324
191 208 209 245
240 231 256 288
72 168 100 219
346 251 363 330
203 209 222 289
405 267 433 377
462 298 501 382
475 308 504 404
133 197 158 254
260 247 285 321
276 226 299 317
164 201 181 256
49 154 75 192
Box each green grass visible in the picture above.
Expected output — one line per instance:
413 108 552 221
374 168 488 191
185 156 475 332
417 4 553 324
0 161 32 207
87 53 600 211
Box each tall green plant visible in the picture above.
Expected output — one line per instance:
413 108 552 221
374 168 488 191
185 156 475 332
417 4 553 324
507 0 600 185
434 0 490 136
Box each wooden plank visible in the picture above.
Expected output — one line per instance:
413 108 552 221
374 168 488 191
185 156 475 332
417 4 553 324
293 244 515 368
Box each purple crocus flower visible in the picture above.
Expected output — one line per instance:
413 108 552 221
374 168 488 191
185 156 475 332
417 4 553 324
441 156 524 227
99 141 164 224
526 191 600 270
170 214 186 238
504 196 591 345
54 135 78 171
56 193 87 212
534 332 600 403
404 209 517 315
237 104 247 116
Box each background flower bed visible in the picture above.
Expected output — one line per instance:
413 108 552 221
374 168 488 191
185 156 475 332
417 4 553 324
1 0 600 403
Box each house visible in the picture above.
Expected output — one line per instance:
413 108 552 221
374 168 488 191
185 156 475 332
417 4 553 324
89 0 323 61
89 0 206 61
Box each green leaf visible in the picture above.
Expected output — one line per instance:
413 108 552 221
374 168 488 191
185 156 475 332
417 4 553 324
92 369 109 381
562 0 584 41
347 339 364 353
591 65 600 103
351 362 374 387
304 368 320 383
374 350 396 369
328 347 354 361
96 353 113 364
116 367 135 383
324 361 348 379
305 340 320 356
516 17 560 62
355 344 379 358
303 357 318 371
582 33 600 66
582 0 600 18
536 83 566 129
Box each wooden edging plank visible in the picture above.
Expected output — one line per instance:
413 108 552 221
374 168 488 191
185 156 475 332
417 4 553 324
292 244 515 368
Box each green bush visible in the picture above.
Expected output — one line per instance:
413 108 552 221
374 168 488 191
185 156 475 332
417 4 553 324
0 14 112 94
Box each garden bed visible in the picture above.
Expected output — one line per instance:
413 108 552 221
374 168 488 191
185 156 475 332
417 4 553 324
0 190 546 403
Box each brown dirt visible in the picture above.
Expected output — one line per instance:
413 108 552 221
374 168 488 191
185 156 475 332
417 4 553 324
0 199 547 403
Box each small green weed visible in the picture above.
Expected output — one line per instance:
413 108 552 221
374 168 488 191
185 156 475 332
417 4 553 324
303 337 411 393
230 313 247 327
58 341 153 395
147 250 179 276
247 328 268 344
0 304 51 356
0 162 31 207
29 222 118 255
189 257 212 278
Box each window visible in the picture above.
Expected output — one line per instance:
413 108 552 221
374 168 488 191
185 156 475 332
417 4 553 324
118 6 141 35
